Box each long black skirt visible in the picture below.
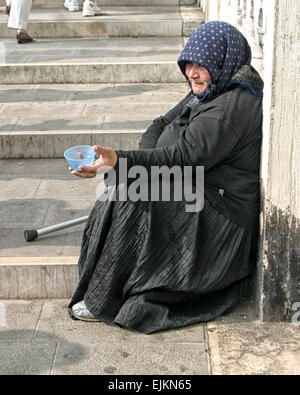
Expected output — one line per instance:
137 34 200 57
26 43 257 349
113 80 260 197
69 187 257 334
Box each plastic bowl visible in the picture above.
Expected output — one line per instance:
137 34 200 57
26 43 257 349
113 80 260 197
64 145 96 172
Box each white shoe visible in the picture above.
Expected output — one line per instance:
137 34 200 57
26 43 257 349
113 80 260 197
64 0 80 12
70 300 99 322
82 1 102 17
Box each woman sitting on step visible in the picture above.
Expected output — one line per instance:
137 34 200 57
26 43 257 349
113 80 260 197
6 0 33 44
68 21 264 334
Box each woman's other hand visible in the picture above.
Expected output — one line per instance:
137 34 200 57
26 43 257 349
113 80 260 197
70 145 118 178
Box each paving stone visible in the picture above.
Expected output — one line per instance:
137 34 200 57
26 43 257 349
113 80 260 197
0 342 57 375
0 300 43 342
206 298 300 375
36 300 208 374
52 342 209 375
0 298 208 375
0 297 299 375
0 316 88 374
36 299 206 345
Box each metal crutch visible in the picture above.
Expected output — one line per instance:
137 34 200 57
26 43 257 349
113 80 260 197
24 216 89 242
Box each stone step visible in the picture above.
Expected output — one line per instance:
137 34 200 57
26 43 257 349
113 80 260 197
0 1 194 298
0 36 187 85
0 257 79 299
0 157 90 298
1 0 198 6
0 82 188 158
0 6 204 38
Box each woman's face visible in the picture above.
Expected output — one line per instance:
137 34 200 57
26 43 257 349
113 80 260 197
185 62 211 95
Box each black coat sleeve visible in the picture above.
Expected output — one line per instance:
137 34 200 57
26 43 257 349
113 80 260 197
138 93 192 149
117 114 241 174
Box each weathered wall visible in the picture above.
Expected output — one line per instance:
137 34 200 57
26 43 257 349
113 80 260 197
258 0 300 321
203 0 300 321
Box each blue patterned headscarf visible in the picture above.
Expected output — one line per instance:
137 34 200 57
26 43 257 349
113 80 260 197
178 21 263 101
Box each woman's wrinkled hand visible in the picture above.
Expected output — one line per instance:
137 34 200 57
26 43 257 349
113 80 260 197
69 145 118 178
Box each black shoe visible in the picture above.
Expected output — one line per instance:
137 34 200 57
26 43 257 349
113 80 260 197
16 32 34 44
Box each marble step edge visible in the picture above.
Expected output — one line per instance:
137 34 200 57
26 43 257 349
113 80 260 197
0 61 185 84
0 129 142 158
0 15 203 38
0 0 198 7
0 256 78 299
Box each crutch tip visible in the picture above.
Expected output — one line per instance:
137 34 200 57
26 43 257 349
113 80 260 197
24 230 38 242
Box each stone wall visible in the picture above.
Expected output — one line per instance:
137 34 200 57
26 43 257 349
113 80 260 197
258 0 300 321
203 0 300 321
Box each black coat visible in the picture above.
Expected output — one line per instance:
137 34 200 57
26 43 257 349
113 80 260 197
116 87 263 229
69 87 263 334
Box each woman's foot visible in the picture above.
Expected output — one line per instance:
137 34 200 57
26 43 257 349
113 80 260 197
5 5 11 15
16 31 34 44
69 300 100 322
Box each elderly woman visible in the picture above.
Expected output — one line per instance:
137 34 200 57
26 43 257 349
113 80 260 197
68 21 264 334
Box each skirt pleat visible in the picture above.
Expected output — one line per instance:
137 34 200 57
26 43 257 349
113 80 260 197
69 189 257 334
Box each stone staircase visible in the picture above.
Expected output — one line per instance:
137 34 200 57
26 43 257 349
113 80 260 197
0 0 204 298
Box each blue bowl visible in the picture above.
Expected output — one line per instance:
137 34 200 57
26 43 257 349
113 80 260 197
64 145 95 172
